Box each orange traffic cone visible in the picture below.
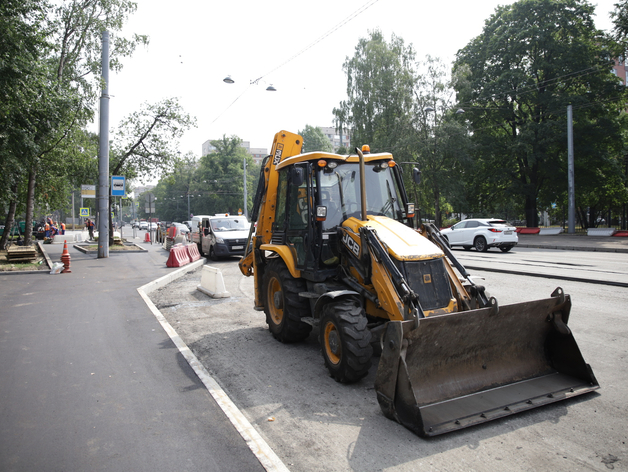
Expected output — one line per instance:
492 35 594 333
144 231 151 243
60 240 71 273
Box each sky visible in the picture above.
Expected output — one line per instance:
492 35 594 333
99 0 621 161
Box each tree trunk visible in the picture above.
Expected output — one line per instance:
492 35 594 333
0 183 19 249
525 194 538 227
589 206 596 228
433 185 441 228
576 206 587 229
24 167 37 246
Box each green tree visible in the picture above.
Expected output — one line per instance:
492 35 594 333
298 125 333 153
152 153 198 222
454 0 628 226
1 0 149 247
0 0 52 247
196 136 259 216
109 98 196 241
411 56 472 227
334 30 416 158
612 0 628 41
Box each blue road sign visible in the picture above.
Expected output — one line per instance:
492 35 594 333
112 176 126 196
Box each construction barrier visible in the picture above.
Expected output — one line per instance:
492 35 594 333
166 244 191 267
186 243 201 262
197 265 230 298
539 228 563 235
516 227 540 234
587 228 616 237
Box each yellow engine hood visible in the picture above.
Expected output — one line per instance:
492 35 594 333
343 216 444 261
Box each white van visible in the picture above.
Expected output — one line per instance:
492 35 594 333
191 214 250 259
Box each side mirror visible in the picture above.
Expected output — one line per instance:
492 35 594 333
290 167 305 187
413 167 422 185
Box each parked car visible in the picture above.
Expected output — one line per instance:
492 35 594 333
173 222 190 236
148 222 158 231
139 221 148 230
439 218 518 252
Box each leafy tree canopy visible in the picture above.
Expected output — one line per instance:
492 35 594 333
454 0 628 226
334 30 416 158
298 125 333 153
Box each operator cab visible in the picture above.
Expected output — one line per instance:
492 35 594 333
270 148 415 280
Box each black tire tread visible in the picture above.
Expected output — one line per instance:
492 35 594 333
263 258 312 343
321 299 372 383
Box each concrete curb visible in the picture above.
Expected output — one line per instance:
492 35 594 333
73 242 148 254
517 243 628 253
38 240 53 269
140 258 205 294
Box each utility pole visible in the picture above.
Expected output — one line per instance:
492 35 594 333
97 31 110 257
567 105 575 234
243 158 248 220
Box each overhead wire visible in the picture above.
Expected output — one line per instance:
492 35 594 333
210 0 381 125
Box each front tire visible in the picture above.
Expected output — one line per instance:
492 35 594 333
320 299 372 383
262 258 312 343
474 236 488 252
209 245 218 261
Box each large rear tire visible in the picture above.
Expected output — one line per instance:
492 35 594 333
320 299 372 383
500 245 514 253
262 258 312 343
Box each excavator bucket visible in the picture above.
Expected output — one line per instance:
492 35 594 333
375 288 599 437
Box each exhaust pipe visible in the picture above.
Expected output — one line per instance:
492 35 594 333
355 147 367 221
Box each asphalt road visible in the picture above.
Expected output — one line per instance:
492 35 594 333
149 246 628 472
0 239 265 472
451 245 628 287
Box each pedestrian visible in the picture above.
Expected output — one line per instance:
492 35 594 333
60 222 66 235
86 218 95 240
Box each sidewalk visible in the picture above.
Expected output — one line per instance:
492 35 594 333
0 239 264 472
516 232 628 253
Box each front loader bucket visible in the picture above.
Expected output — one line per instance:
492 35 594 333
374 288 599 437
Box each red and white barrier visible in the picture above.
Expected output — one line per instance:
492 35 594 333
166 244 192 267
186 243 201 262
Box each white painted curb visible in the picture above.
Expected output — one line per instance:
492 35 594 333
539 228 563 235
138 263 289 472
587 228 616 237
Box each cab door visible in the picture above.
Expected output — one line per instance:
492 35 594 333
201 218 211 255
274 164 315 271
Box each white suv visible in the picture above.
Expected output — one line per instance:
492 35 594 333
440 218 518 252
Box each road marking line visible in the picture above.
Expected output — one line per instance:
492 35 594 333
138 267 289 472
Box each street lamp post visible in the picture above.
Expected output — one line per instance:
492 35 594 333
243 158 248 219
423 106 465 228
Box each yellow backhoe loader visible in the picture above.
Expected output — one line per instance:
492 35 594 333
239 130 599 437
